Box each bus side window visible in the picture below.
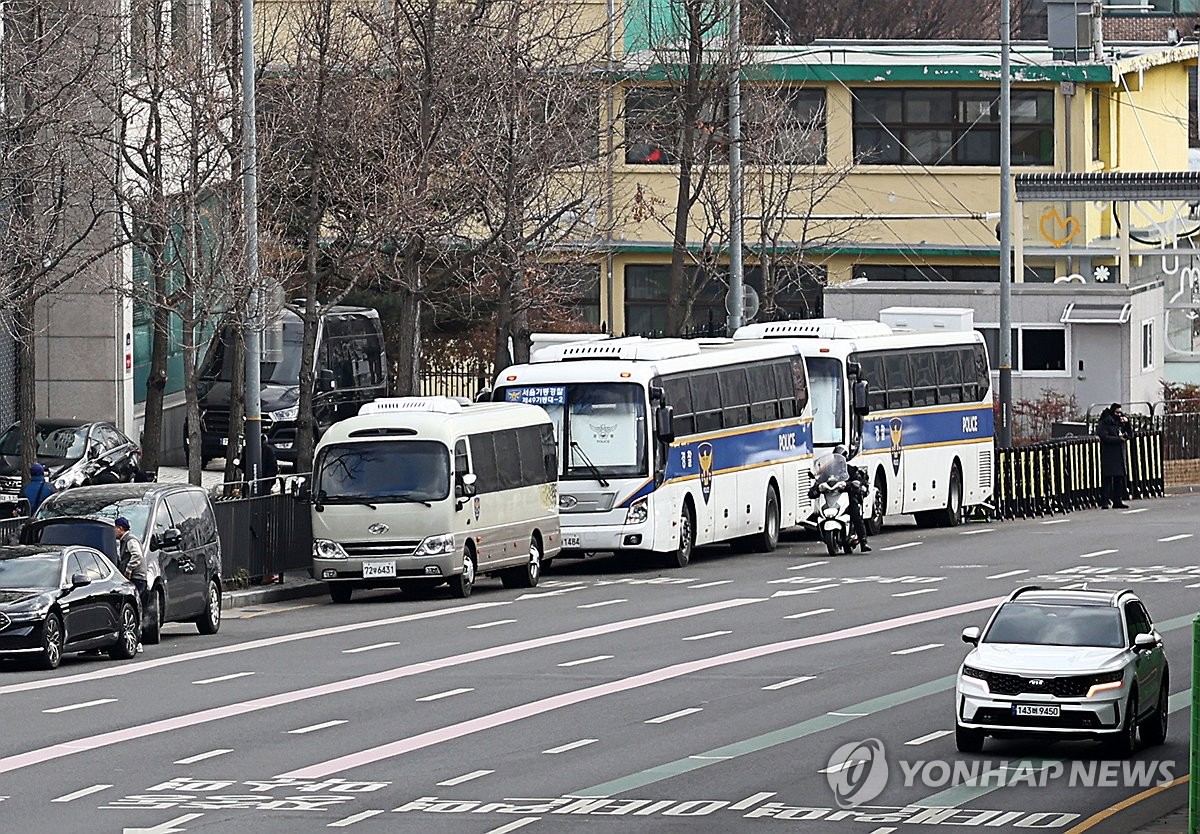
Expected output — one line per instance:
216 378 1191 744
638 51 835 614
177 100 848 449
973 344 990 401
662 375 695 436
883 353 912 410
910 351 938 407
748 364 777 422
468 433 499 493
494 430 523 490
693 372 722 433
958 348 978 401
538 424 558 481
773 362 796 417
935 349 963 404
719 367 750 428
454 439 470 480
789 357 809 411
854 353 888 412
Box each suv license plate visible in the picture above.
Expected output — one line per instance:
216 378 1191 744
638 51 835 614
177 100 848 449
362 561 397 579
562 534 581 548
1013 704 1060 718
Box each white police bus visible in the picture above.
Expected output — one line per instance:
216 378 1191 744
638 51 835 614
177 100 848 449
494 337 814 567
735 315 994 532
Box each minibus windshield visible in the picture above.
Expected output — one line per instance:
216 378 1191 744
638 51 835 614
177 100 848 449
315 441 450 503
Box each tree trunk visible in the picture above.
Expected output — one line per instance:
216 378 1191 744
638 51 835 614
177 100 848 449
295 208 322 473
394 281 421 397
494 266 514 372
15 295 36 494
141 245 170 475
223 320 246 490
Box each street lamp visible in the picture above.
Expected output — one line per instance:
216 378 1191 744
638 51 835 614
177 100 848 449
998 0 1013 448
241 0 263 487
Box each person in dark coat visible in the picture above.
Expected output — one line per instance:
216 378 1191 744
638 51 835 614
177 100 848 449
1095 402 1132 509
21 464 55 515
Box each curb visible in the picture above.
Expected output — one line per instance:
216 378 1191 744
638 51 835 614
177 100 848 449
223 577 326 609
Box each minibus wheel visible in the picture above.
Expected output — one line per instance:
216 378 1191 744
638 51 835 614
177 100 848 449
450 547 477 598
502 535 542 589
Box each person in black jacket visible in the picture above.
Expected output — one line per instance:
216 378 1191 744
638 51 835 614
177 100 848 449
845 460 872 552
1095 403 1132 509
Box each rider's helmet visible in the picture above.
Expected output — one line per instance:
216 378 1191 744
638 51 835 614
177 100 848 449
833 444 848 458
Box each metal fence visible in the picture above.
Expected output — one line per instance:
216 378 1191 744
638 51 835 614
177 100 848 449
212 492 312 582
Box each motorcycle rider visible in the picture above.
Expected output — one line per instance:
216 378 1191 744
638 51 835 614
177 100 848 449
808 445 872 553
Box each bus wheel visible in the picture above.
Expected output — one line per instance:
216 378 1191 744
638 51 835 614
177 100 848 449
502 535 542 589
667 504 695 568
450 547 476 598
866 474 886 536
750 486 780 553
938 465 964 527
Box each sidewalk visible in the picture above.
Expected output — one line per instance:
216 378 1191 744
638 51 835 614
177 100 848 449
222 572 325 609
1134 805 1188 834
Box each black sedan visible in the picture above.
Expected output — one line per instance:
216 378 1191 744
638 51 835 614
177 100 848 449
0 545 141 669
0 419 146 511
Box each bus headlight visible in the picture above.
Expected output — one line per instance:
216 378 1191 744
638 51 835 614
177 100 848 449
625 497 648 525
414 533 455 556
314 539 348 560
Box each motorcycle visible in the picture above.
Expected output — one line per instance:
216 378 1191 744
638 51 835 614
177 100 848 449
809 451 859 557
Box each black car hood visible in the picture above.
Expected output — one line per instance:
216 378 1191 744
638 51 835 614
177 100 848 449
0 588 47 605
0 455 77 478
202 381 298 412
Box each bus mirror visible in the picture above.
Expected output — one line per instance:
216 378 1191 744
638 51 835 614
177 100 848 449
655 406 675 443
649 385 665 403
847 361 862 379
853 380 871 417
457 472 478 498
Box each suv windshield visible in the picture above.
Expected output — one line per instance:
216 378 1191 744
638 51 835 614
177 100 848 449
0 424 88 462
315 441 450 502
499 383 646 479
983 602 1125 649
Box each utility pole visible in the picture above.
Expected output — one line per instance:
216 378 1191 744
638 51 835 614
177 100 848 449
241 0 263 490
726 0 744 334
998 0 1013 448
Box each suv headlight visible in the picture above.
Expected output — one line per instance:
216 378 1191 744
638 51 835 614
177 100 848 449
1086 670 1125 698
268 406 299 422
625 497 648 525
314 539 349 560
959 665 989 693
414 533 455 556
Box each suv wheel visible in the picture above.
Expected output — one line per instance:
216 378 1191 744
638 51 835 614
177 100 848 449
1108 691 1139 757
195 579 221 634
1140 671 1169 746
955 721 984 753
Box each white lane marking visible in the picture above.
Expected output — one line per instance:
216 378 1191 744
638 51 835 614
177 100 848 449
762 676 815 691
905 730 952 746
343 642 400 654
289 720 348 735
193 672 255 685
416 688 473 702
959 529 994 535
468 619 518 630
577 599 626 609
0 598 767 779
328 810 385 827
646 707 702 724
1123 508 1148 515
892 643 943 656
516 587 586 600
787 561 829 570
729 792 776 811
557 655 613 668
819 758 867 774
683 631 731 641
543 739 598 754
280 594 1007 779
892 588 938 598
771 583 840 596
0 600 515 696
484 819 541 834
1159 534 1193 543
689 580 733 589
784 608 834 620
174 749 233 765
437 769 494 786
1080 549 1118 559
43 698 117 714
881 542 922 551
1041 519 1069 525
52 784 112 803
828 711 869 717
1188 582 1200 589
986 569 1030 579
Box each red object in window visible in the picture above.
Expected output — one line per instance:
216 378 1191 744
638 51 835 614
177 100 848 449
645 146 663 163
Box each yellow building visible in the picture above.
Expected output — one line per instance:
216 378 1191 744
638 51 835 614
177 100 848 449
589 38 1199 338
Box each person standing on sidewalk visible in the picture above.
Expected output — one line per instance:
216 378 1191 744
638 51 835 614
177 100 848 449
1095 403 1131 509
113 516 146 653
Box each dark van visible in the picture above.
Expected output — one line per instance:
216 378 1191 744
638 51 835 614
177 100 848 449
23 483 223 642
196 305 388 465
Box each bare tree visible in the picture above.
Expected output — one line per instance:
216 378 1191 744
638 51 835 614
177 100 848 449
0 0 121 483
766 0 999 43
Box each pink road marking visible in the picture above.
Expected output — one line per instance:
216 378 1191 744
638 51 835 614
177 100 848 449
281 595 1007 779
0 597 764 776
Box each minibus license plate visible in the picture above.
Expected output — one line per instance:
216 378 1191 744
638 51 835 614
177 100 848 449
562 534 581 548
362 561 396 579
1013 704 1059 718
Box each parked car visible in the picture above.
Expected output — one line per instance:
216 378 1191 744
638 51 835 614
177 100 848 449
956 586 1169 756
0 419 145 514
0 544 141 670
24 483 223 642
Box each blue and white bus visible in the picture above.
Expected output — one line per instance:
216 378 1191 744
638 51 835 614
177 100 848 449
494 337 815 567
735 318 994 531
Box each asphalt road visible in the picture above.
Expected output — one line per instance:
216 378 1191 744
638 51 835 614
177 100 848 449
0 496 1196 834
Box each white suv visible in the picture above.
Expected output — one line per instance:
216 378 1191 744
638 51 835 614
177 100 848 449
956 587 1168 755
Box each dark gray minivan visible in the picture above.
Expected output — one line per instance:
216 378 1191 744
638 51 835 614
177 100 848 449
23 483 222 642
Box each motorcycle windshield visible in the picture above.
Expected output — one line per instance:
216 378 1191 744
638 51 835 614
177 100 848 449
813 453 849 485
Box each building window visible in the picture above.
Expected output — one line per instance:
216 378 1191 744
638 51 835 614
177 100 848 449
852 88 1054 166
855 264 1055 282
1092 89 1102 162
976 325 1067 374
743 88 826 165
625 87 725 165
1107 0 1200 11
1142 319 1154 371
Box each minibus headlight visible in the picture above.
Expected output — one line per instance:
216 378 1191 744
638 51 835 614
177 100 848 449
625 497 648 525
414 533 455 556
314 539 349 560
268 405 299 422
